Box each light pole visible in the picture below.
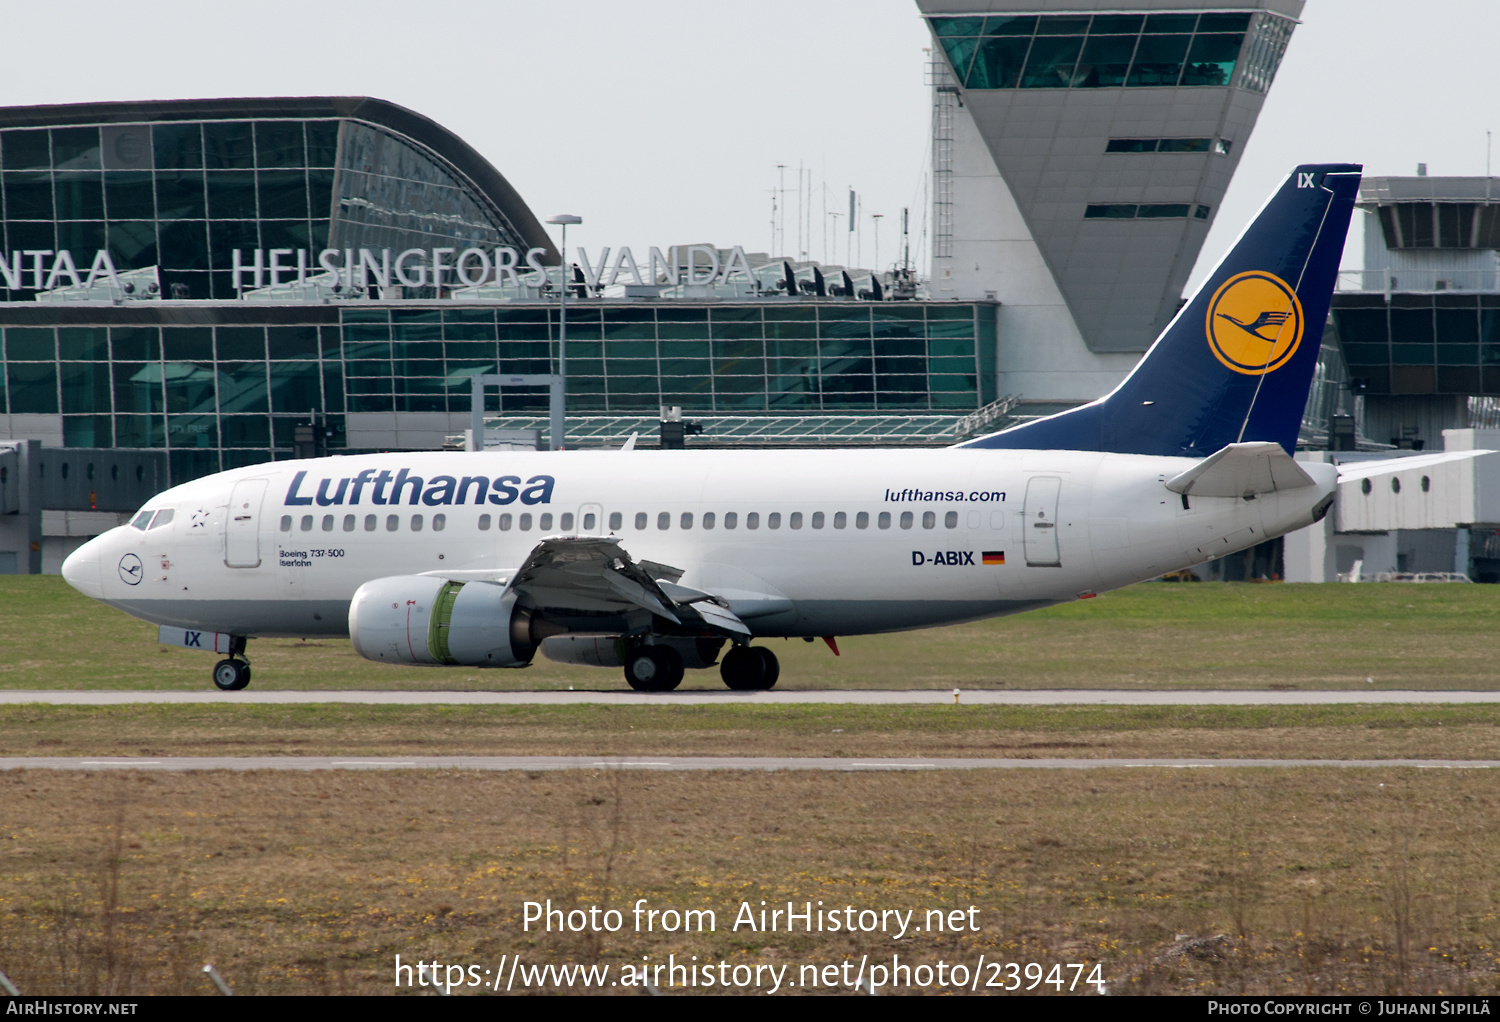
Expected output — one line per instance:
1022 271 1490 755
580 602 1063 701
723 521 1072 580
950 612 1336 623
545 214 581 451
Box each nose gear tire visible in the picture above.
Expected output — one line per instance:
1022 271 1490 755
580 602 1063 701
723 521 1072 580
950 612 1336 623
212 659 251 691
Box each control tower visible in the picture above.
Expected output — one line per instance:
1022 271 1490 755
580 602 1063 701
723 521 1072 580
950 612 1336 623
917 0 1302 411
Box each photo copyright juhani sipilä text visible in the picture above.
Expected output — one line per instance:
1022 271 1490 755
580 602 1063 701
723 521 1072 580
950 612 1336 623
394 899 1106 994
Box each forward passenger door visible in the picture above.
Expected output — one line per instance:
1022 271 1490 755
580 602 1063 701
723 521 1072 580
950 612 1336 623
224 479 268 568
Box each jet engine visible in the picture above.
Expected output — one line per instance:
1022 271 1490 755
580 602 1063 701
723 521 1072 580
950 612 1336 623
348 575 540 667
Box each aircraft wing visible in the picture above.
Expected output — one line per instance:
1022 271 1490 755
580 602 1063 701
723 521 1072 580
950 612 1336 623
1166 441 1317 498
501 535 751 638
1334 449 1495 482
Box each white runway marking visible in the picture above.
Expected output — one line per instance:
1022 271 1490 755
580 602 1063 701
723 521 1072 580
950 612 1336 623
5 689 1500 706
4 756 1498 772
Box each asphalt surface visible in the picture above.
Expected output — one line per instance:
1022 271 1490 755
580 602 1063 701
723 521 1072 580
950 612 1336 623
5 689 1500 705
2 755 1496 772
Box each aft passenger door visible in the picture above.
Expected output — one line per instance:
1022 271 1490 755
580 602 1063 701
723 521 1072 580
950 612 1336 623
224 478 268 568
1023 476 1062 567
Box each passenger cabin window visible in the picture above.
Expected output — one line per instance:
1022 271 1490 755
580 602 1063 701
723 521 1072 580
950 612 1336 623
658 512 670 530
922 511 935 529
411 515 424 532
724 512 737 529
519 513 533 530
365 515 377 531
813 512 825 529
703 512 715 529
560 513 574 530
768 512 781 529
583 513 596 530
856 512 869 529
901 512 914 530
539 513 553 530
878 512 891 529
478 514 491 530
681 512 693 530
789 512 802 529
343 515 356 531
746 512 759 530
433 514 446 532
322 515 334 531
609 512 623 530
386 515 399 532
635 512 648 530
301 515 313 531
946 511 959 529
279 515 292 532
499 514 513 531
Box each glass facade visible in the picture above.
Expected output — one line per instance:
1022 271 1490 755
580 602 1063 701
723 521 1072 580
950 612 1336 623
1084 203 1210 220
930 11 1291 93
0 101 993 487
1332 293 1500 396
0 114 535 301
0 300 997 482
1375 203 1500 250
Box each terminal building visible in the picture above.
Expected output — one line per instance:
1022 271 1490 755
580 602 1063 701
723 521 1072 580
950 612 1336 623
0 96 1001 569
1281 173 1500 583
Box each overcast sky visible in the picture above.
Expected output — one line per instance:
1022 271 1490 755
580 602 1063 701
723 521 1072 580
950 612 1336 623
4 0 1498 292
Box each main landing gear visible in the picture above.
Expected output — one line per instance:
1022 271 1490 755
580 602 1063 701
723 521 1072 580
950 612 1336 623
621 642 780 691
624 644 685 692
212 638 251 691
720 645 779 691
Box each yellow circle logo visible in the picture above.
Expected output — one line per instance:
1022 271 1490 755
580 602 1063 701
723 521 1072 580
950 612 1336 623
1204 271 1304 375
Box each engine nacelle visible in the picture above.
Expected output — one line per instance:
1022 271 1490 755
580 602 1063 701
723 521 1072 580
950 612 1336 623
540 635 626 668
348 575 537 668
539 635 724 669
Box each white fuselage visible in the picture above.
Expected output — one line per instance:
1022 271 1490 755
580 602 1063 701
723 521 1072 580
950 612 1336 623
61 448 1335 641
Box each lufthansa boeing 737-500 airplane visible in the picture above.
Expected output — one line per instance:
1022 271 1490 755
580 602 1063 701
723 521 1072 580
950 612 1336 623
60 163 1465 693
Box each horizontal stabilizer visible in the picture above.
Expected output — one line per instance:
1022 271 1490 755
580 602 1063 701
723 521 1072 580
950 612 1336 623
1335 449 1495 483
1166 442 1317 498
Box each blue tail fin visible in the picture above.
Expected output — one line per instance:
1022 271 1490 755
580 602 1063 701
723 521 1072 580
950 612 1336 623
962 163 1362 457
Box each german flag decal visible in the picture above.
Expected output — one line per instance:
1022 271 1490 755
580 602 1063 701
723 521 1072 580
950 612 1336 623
982 551 1005 565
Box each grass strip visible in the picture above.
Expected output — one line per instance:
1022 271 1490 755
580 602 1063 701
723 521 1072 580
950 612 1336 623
4 703 1498 759
6 575 1500 690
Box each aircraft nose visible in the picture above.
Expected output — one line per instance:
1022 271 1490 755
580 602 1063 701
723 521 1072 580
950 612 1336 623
61 534 105 599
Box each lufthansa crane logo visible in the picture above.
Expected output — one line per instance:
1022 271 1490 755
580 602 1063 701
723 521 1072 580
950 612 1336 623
1205 271 1304 375
117 553 143 586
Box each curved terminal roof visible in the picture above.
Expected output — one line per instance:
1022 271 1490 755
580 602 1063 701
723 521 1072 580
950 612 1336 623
0 96 556 259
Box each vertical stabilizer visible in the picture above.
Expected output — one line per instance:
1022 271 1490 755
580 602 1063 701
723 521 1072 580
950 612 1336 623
962 164 1361 457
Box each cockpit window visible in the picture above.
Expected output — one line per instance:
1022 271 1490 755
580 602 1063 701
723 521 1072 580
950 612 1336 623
147 509 175 529
130 510 154 530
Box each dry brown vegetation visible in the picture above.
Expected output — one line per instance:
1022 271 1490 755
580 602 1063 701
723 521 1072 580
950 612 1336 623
2 768 1498 995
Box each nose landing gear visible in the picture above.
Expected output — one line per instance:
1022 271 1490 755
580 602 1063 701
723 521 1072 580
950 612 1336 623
211 637 251 691
212 657 251 691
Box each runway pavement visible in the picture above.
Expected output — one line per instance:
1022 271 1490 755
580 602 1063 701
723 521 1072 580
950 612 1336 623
2 755 1496 772
4 688 1500 705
